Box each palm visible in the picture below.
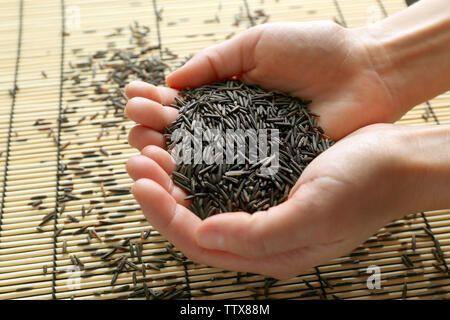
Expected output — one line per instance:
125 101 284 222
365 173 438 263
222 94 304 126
249 24 398 139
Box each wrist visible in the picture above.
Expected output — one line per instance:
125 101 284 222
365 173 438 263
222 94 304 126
353 0 450 118
396 125 450 214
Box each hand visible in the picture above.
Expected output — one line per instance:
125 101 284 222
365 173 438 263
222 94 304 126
124 80 438 279
163 21 400 140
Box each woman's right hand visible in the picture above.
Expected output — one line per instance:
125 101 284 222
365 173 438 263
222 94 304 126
162 21 400 140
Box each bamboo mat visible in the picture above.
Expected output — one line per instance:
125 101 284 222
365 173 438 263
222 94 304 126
0 0 449 300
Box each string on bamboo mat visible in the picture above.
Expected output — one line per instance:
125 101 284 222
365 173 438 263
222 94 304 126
332 0 348 27
51 0 67 300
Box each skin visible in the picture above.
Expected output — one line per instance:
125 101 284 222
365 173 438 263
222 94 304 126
124 0 450 279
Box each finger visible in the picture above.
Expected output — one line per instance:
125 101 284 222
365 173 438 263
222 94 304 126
140 145 176 174
140 145 190 206
195 180 336 258
127 155 173 190
132 179 257 270
128 125 165 151
126 155 189 206
125 80 178 105
141 146 191 207
125 97 178 132
166 26 264 89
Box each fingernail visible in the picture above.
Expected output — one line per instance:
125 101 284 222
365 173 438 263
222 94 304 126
197 231 226 250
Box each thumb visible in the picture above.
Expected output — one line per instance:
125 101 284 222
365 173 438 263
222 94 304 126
195 182 331 258
166 26 264 89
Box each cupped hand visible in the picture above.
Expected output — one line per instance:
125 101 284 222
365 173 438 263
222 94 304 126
124 81 419 279
163 21 400 140
124 21 399 153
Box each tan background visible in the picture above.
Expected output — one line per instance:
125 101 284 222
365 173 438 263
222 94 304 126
0 0 449 299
